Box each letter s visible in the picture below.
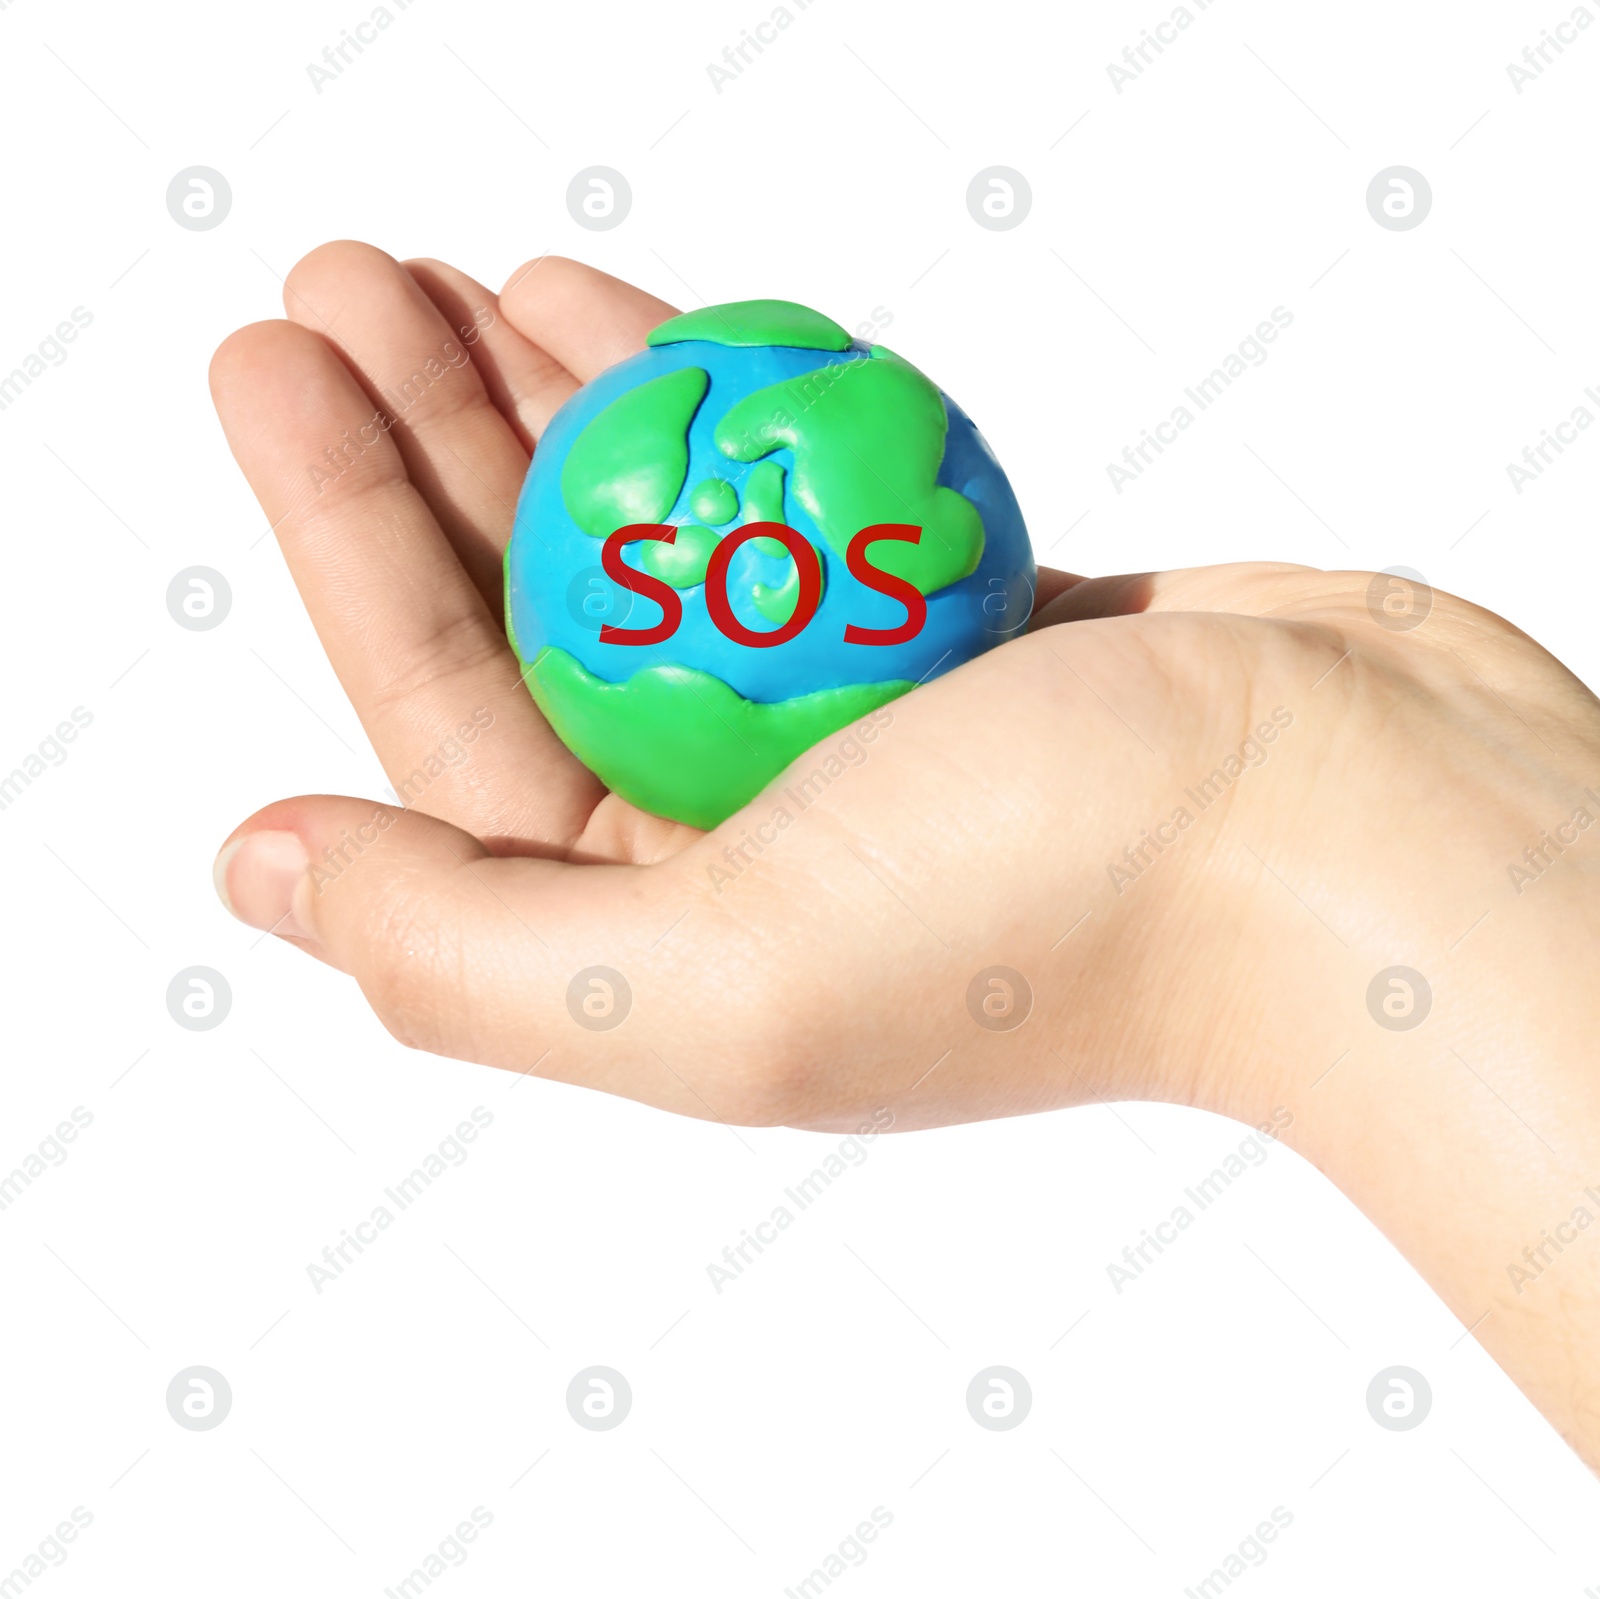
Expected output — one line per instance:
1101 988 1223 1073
843 525 926 646
599 526 683 646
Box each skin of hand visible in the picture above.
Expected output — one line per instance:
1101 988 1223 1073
209 242 1600 1470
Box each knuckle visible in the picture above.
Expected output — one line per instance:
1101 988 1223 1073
364 610 507 720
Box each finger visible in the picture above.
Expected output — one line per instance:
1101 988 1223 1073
281 240 529 609
404 257 579 453
213 798 781 1124
1032 565 1087 614
1030 562 1325 629
210 320 604 846
498 255 679 384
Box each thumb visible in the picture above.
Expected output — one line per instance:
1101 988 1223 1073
214 793 491 956
213 795 518 1061
211 796 768 1119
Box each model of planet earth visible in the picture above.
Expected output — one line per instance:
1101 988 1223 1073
504 299 1035 828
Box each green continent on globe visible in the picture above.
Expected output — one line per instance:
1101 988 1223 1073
560 365 709 539
641 524 719 588
737 459 824 625
714 345 984 596
647 299 852 352
521 646 909 831
689 478 738 524
522 301 996 829
741 459 789 555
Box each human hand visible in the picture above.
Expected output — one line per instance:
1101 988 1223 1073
210 244 1600 1466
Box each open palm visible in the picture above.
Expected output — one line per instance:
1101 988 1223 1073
211 241 1600 1469
210 242 1597 1139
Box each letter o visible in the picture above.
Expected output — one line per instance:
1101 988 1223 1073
705 522 822 647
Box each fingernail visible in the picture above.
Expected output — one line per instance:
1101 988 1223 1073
213 830 314 942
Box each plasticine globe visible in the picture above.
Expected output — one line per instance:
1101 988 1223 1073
504 299 1035 829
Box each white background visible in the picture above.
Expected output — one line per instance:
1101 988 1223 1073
3 0 1599 1593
